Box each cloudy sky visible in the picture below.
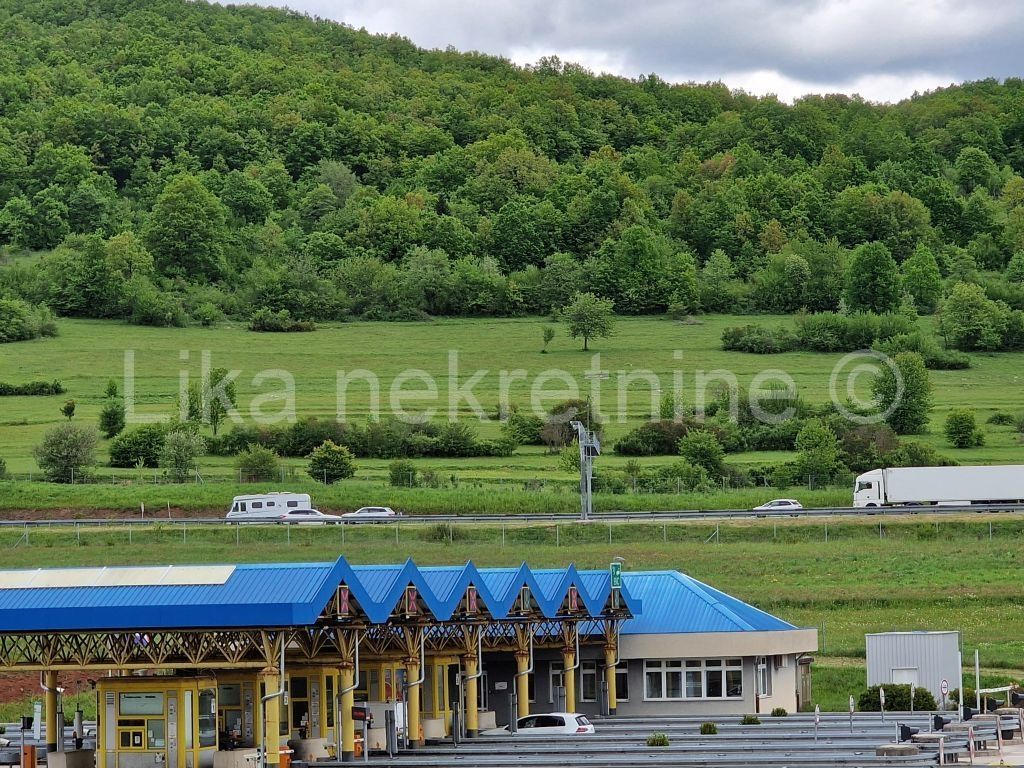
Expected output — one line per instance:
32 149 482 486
251 0 1022 103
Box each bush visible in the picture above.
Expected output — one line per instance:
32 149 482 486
109 424 166 468
874 332 971 370
389 459 417 487
32 423 98 483
159 430 206 483
646 732 669 747
987 412 1017 426
235 444 281 482
858 684 937 712
678 429 725 476
740 714 761 725
0 298 58 342
945 409 984 448
770 707 788 717
501 407 544 445
721 324 798 353
249 307 316 332
699 722 718 735
795 312 914 352
0 380 64 396
615 420 691 456
98 398 126 439
308 440 356 484
0 457 6 479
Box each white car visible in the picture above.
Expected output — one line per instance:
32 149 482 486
482 713 595 736
752 499 804 514
340 506 399 522
276 509 342 525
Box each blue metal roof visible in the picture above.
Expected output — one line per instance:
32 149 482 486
619 571 795 635
0 560 794 636
0 558 639 633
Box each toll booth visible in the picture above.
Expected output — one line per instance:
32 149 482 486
97 677 218 768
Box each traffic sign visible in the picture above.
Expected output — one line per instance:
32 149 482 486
940 679 949 696
879 687 885 706
849 695 855 713
610 562 622 589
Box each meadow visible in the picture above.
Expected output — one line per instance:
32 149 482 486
2 315 1022 494
0 515 1021 711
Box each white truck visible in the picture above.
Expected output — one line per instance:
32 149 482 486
853 465 1024 507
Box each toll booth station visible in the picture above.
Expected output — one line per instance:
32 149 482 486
0 558 636 764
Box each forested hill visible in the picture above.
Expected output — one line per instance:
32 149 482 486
2 0 1024 327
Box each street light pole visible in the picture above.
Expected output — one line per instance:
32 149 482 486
570 420 600 521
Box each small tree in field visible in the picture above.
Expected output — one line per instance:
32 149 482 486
236 444 280 482
944 409 984 448
33 423 98 483
61 399 76 420
159 430 206 483
308 440 356 484
872 351 932 434
677 429 725 476
562 292 615 351
541 325 555 353
205 366 238 436
99 398 126 439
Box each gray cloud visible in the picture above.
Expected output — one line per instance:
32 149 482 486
252 0 1024 101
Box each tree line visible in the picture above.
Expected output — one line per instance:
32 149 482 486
1 0 1024 331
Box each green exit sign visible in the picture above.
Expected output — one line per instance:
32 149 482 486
610 562 622 589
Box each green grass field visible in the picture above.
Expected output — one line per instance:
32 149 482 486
0 515 1021 710
2 315 1022 482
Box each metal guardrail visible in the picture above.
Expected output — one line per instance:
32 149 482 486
0 503 1022 529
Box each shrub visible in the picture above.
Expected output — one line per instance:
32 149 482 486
678 429 725 476
308 440 356 484
795 312 914 352
0 457 6 479
0 298 58 342
858 684 937 712
987 412 1017 426
32 423 98 483
0 380 64 396
389 459 417 487
193 302 222 326
699 722 718 735
235 444 281 482
615 420 690 456
501 407 544 445
249 307 316 332
98 398 126 439
874 332 971 370
770 707 788 717
646 732 669 747
109 424 166 468
159 430 206 483
721 324 797 353
945 409 984 448
740 714 761 725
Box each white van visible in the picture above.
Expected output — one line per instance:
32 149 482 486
226 492 314 522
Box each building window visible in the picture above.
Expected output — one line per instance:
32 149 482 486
615 666 629 702
581 661 598 702
757 656 772 697
549 662 563 704
645 659 743 701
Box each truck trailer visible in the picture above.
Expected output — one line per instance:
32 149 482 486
853 465 1024 507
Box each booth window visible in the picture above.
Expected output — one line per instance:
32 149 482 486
615 666 629 701
184 691 194 749
548 662 564 704
757 656 772 697
199 689 217 747
325 676 335 729
580 662 598 702
290 677 309 730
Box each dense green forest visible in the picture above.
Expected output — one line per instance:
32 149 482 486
2 0 1024 333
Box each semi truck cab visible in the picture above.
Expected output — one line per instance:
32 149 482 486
853 469 884 507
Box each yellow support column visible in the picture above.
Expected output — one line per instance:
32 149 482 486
561 649 576 713
604 646 618 715
44 671 58 754
514 652 530 719
404 658 422 748
338 664 355 763
463 655 479 738
260 669 281 768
